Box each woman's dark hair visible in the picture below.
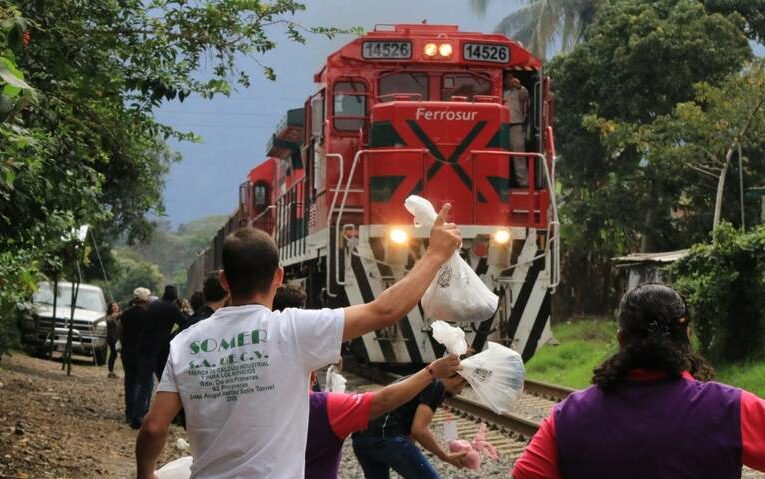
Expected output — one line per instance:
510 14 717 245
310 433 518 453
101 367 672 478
592 283 714 392
107 302 120 316
272 284 307 312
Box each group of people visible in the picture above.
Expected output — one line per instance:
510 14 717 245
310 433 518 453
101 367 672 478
272 284 469 478
103 275 228 429
128 203 765 479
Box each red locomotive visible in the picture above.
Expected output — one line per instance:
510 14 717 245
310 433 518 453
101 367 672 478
187 23 559 365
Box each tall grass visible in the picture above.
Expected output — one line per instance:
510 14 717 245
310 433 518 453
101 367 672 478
525 318 617 389
526 317 765 398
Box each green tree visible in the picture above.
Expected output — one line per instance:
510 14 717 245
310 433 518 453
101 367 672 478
549 0 751 314
598 61 765 232
471 0 763 60
108 249 166 305
0 0 355 356
704 0 765 42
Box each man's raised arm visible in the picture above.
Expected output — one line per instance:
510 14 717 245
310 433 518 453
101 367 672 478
342 203 461 342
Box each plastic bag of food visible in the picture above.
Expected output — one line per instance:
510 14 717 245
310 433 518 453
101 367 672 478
458 342 525 415
447 423 499 470
155 455 192 479
325 365 347 393
431 320 468 355
404 195 498 323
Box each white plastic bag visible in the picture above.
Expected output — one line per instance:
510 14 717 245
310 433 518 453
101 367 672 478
325 365 347 393
431 320 468 355
458 342 525 415
404 195 498 323
155 455 192 479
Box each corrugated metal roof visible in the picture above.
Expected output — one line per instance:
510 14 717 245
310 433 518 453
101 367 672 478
612 249 690 265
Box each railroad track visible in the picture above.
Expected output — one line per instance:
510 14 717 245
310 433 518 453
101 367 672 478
341 360 575 459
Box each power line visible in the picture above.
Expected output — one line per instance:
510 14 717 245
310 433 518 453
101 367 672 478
166 123 278 129
159 110 282 117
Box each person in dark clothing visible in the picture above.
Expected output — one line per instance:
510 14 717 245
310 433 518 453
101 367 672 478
105 302 121 379
351 375 466 478
141 285 186 379
188 291 204 314
119 287 151 428
133 285 185 429
180 272 227 332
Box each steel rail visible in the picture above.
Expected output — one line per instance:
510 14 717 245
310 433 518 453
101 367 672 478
342 359 575 440
523 378 576 402
445 395 541 439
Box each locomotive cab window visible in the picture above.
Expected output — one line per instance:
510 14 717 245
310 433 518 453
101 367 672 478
311 92 324 140
253 183 268 210
441 73 492 101
379 72 429 102
238 182 248 207
333 81 367 131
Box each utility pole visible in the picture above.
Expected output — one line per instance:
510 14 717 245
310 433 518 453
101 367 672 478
61 226 89 376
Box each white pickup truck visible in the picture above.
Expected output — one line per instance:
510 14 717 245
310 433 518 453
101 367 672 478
19 281 109 364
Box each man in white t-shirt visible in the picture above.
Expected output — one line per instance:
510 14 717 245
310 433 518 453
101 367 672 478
135 204 461 479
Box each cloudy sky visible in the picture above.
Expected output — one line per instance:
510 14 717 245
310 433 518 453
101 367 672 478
155 1 764 227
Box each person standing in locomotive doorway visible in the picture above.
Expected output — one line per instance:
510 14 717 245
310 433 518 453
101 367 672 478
504 72 529 187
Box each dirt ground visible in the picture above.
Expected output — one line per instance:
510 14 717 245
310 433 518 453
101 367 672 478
0 353 188 479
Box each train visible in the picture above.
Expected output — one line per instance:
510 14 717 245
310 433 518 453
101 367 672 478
187 23 559 365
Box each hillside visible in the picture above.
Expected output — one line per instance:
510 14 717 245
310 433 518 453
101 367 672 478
108 215 227 302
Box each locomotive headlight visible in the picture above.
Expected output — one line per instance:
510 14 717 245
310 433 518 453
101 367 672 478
423 43 438 57
493 228 511 245
438 43 453 57
489 229 513 268
389 228 409 245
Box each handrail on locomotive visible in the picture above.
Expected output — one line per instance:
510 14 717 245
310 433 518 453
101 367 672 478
329 146 559 294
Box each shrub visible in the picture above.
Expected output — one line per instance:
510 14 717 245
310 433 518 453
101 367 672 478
668 223 765 363
0 250 41 358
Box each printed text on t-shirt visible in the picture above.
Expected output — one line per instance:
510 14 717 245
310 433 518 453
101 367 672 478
186 327 272 402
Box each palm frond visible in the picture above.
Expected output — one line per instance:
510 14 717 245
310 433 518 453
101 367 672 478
533 0 564 59
491 0 599 59
495 2 544 44
469 0 493 16
560 10 577 52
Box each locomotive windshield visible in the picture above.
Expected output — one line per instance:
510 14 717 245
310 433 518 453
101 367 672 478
441 73 492 101
379 72 429 101
333 81 367 131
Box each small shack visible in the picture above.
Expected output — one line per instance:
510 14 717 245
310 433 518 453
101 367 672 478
612 249 689 291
